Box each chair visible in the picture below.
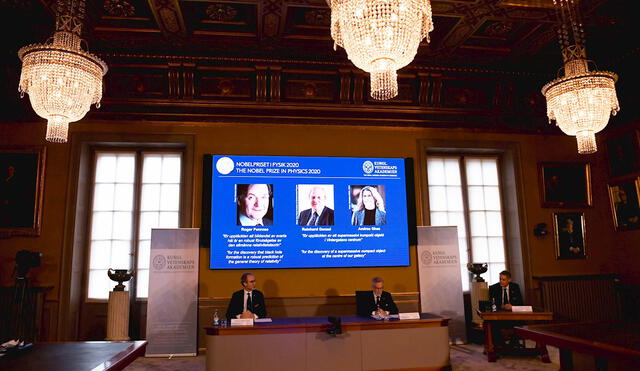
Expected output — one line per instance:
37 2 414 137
355 291 371 317
479 300 492 312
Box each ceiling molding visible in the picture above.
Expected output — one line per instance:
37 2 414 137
147 0 187 45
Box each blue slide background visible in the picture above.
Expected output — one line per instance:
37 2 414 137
209 155 410 269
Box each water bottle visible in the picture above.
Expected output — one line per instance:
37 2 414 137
213 309 220 326
491 298 497 312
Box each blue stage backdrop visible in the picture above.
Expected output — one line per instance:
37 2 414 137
206 155 411 269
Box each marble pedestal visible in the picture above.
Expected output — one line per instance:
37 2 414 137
106 290 130 341
470 281 489 324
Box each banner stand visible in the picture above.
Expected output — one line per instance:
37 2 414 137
416 226 466 344
146 228 200 357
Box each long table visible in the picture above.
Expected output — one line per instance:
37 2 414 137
515 321 640 371
205 314 451 371
0 340 147 371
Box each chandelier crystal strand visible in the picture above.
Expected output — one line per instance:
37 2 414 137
330 0 433 100
542 0 619 154
18 0 107 143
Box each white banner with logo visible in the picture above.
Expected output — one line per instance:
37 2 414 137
417 226 466 343
146 228 199 357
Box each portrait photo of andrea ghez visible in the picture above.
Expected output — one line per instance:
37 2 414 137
350 185 387 226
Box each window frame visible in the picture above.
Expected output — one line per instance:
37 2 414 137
425 152 510 289
83 146 185 303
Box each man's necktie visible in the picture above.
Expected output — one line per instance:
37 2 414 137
247 292 253 313
376 296 381 307
309 212 319 226
502 287 509 305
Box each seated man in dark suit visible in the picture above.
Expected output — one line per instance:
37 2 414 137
225 272 267 319
489 270 523 310
297 186 334 226
488 270 524 346
357 277 399 317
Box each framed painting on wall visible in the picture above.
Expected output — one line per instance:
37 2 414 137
539 162 592 208
553 212 586 260
608 178 640 231
0 146 46 237
606 132 639 178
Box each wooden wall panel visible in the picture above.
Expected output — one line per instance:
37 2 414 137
106 68 168 98
42 300 58 341
199 76 253 100
440 78 496 109
93 56 551 132
281 69 338 103
196 66 256 100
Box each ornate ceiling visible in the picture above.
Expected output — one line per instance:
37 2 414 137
1 0 637 129
69 0 629 72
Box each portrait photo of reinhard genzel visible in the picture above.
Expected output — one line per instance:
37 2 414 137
297 184 335 226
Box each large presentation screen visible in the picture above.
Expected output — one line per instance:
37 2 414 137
207 155 411 269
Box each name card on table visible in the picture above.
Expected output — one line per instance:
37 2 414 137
254 318 272 323
230 318 254 326
511 306 533 312
398 312 421 320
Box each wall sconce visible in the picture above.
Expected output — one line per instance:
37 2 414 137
533 223 548 237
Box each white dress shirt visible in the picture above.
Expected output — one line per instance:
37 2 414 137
236 289 259 319
239 214 264 226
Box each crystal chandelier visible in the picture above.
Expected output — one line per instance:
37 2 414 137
329 0 434 100
18 0 108 143
541 0 619 154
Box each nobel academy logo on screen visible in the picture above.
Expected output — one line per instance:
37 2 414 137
362 160 374 174
216 156 235 175
208 155 411 269
361 159 399 177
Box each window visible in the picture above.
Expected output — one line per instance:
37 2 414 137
87 151 182 299
427 156 506 291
